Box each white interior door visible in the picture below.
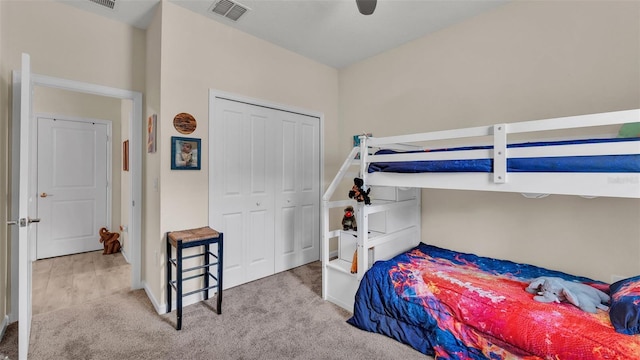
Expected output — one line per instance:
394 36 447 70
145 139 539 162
274 111 320 272
210 95 320 289
15 52 34 360
212 99 275 288
36 117 109 259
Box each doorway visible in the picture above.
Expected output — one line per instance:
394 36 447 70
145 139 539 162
9 72 142 323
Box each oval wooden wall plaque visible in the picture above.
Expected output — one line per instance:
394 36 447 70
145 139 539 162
173 112 197 134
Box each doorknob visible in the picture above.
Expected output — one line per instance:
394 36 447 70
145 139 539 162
6 218 39 227
40 192 53 198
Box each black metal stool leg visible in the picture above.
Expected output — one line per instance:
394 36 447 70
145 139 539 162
204 243 210 301
217 235 223 314
176 239 183 330
166 234 172 314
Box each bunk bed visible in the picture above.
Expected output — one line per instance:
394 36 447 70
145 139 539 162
321 109 640 359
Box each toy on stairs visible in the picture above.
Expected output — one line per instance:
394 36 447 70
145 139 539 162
342 206 357 231
348 177 371 205
351 249 358 274
346 178 370 273
340 205 359 273
99 227 122 255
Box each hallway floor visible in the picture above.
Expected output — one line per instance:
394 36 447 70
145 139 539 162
32 250 131 315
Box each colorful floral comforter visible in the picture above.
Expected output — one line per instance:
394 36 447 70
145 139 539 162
347 243 640 359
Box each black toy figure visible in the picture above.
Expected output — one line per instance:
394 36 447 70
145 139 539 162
348 177 371 205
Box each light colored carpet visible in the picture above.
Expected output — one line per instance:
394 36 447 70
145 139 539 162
1 261 431 360
32 250 130 315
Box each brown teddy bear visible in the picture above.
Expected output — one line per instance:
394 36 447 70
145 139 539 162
99 227 121 255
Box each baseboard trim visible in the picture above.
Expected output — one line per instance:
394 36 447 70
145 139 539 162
0 315 9 343
143 281 162 314
120 248 130 263
144 282 217 316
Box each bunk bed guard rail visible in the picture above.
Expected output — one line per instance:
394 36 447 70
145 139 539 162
359 109 640 198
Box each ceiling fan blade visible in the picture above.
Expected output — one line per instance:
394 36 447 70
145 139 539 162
356 0 377 15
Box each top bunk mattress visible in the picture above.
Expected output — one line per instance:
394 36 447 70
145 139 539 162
368 137 640 174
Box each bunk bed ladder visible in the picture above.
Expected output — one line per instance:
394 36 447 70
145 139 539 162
322 146 360 301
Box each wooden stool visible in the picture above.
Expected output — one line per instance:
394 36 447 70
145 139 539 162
166 226 223 330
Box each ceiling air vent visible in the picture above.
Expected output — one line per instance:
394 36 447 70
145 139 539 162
88 0 116 10
210 0 250 22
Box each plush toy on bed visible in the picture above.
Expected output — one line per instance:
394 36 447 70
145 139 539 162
526 276 610 313
342 206 357 231
348 178 371 205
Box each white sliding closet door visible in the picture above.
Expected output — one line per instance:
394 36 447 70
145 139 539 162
212 99 276 289
211 96 320 289
274 111 320 272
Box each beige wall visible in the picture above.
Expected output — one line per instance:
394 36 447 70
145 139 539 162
143 1 339 302
1 2 145 92
144 3 162 296
339 0 640 282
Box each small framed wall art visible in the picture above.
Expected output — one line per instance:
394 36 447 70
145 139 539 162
353 133 372 147
147 114 157 153
123 140 129 171
173 112 197 134
353 133 372 159
171 136 201 170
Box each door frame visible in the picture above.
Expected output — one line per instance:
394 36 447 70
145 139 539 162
207 89 325 279
32 114 113 259
10 73 142 322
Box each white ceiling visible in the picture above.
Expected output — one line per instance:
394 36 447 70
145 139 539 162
58 0 509 69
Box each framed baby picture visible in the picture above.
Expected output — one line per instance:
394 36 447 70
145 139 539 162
171 136 201 170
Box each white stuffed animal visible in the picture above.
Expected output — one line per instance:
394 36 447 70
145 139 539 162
526 276 610 313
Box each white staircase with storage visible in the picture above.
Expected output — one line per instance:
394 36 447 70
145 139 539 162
322 147 421 312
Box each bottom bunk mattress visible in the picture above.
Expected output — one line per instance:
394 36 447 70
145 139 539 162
347 243 640 359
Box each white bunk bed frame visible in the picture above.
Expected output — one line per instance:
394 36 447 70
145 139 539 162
322 108 640 312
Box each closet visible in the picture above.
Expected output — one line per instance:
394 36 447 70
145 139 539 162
210 97 321 289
